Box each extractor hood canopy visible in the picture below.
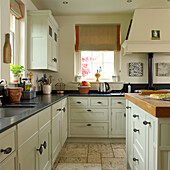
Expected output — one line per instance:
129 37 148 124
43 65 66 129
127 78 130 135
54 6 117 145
122 8 170 54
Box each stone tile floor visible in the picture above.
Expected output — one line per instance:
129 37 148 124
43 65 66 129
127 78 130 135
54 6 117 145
54 142 129 170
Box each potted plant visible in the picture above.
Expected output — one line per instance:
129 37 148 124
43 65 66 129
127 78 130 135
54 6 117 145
10 64 25 83
78 81 91 94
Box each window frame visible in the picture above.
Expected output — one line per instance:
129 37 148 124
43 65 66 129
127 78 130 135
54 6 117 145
75 51 114 82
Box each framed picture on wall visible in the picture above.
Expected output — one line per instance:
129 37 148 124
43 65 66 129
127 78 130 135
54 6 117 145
129 62 143 77
151 30 160 40
156 63 170 76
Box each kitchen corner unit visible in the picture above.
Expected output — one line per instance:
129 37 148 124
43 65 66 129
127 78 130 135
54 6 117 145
27 10 59 72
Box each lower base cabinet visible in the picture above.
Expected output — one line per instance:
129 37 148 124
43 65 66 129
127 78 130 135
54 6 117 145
111 109 126 137
51 111 62 164
0 152 17 170
18 134 38 170
38 123 51 170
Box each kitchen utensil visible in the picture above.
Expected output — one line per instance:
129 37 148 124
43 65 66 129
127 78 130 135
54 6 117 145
43 85 52 94
55 78 65 93
98 82 110 93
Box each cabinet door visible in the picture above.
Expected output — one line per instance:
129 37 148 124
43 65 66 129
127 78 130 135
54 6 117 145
18 134 38 170
111 109 126 137
52 29 58 71
51 112 62 164
38 123 51 170
0 152 17 170
145 114 157 170
61 99 67 146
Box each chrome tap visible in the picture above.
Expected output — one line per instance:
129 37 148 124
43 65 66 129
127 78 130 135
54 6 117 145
0 79 7 88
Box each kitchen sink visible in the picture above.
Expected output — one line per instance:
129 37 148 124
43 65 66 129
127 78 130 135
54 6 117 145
0 108 29 118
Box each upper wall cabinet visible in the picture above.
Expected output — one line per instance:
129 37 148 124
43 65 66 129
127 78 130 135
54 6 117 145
27 10 59 72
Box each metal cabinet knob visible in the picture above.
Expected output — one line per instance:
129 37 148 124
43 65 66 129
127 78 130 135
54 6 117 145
126 106 131 109
77 101 81 104
57 108 62 111
97 101 102 104
1 147 12 154
124 113 126 117
133 128 139 133
62 107 66 112
42 141 47 149
87 124 92 126
52 58 57 62
87 109 92 112
117 102 122 104
143 121 151 125
37 144 43 155
133 114 139 118
133 158 139 162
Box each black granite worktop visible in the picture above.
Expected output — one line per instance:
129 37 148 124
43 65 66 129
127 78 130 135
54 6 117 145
0 93 124 133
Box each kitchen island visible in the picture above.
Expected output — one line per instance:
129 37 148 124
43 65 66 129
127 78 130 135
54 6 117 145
125 93 170 170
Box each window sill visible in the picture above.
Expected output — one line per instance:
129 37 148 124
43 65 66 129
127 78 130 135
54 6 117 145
71 81 124 84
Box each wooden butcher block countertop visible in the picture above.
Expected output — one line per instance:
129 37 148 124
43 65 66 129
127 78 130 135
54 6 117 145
125 93 170 117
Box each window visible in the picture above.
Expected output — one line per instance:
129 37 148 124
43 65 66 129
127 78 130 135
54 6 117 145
75 24 120 81
81 51 114 80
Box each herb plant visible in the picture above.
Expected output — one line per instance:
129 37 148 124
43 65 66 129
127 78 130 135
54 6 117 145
10 64 25 74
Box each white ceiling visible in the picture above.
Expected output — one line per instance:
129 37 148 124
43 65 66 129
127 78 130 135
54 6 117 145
31 0 170 16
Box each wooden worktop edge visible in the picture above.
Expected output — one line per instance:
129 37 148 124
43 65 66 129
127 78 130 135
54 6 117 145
125 94 157 117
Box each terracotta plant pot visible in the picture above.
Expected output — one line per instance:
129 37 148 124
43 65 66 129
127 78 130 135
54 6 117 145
78 86 90 94
8 87 22 102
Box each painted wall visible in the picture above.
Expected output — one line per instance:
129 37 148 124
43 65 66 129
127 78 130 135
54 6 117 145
54 14 132 90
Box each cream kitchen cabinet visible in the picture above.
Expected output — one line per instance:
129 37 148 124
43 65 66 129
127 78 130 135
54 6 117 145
126 100 159 170
0 126 17 170
18 107 51 170
110 97 126 138
68 97 110 138
0 152 17 170
51 101 62 164
27 10 59 72
61 98 67 146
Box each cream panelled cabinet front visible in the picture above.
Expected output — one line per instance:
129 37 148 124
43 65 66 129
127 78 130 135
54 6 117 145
27 10 59 72
69 97 109 138
125 100 170 170
18 107 51 170
0 127 17 170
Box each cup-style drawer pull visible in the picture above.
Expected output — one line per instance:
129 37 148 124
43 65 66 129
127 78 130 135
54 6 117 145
117 102 122 104
37 144 43 155
42 141 47 149
62 107 66 112
87 124 92 126
133 128 139 133
97 101 102 104
87 109 92 112
133 114 139 118
1 147 12 154
57 108 62 111
126 106 131 109
143 121 151 125
77 101 81 104
133 158 139 162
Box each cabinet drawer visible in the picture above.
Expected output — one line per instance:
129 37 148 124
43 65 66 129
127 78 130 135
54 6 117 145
52 101 62 118
70 97 88 107
70 123 108 137
111 98 125 108
90 97 109 107
0 127 16 163
38 107 51 130
70 109 108 122
18 114 38 147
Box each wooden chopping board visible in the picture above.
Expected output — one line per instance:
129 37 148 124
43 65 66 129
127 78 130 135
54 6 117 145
140 90 168 95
